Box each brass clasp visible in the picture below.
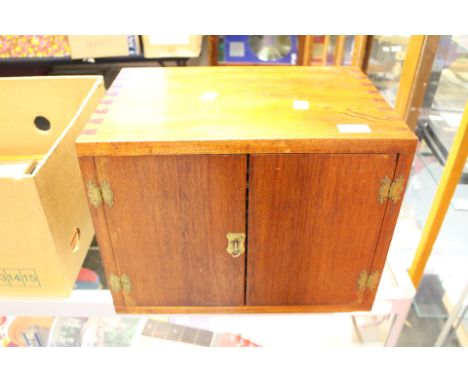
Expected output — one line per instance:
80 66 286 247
226 233 246 258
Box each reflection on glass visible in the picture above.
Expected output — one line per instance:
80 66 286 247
343 36 354 66
308 36 330 65
306 35 354 66
417 35 468 183
411 35 468 347
366 35 410 106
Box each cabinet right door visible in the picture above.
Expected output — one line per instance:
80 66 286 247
247 153 398 308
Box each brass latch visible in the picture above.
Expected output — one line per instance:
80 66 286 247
378 176 405 204
357 270 381 292
87 180 114 208
108 273 132 293
226 233 246 258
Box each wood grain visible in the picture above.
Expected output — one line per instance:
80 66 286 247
404 36 440 131
361 36 373 74
363 153 414 305
208 36 218 66
321 36 330 65
300 35 313 66
76 137 416 157
395 36 427 122
78 156 126 307
247 153 397 306
115 303 371 314
334 36 346 66
74 66 417 313
75 66 416 157
94 155 247 307
351 35 369 69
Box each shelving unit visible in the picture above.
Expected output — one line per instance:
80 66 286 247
0 55 192 88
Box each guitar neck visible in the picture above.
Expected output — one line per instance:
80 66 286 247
141 319 259 347
142 319 214 346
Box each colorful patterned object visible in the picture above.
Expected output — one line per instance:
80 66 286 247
0 316 16 347
0 35 71 58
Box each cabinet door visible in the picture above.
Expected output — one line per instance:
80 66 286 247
247 154 397 307
95 155 247 307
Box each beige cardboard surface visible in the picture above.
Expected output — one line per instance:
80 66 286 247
0 76 100 156
68 35 136 59
142 35 202 58
0 76 104 297
0 176 64 296
34 80 105 289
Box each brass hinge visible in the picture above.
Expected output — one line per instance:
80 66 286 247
87 180 114 208
378 176 405 204
357 270 381 292
108 273 132 293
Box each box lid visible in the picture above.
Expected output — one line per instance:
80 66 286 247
76 66 417 156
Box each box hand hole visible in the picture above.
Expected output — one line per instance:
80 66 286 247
70 227 81 254
34 116 51 132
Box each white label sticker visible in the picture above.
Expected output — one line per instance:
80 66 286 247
201 91 218 101
149 35 190 45
293 100 309 110
337 124 372 133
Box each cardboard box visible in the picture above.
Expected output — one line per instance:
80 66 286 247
68 35 140 59
142 35 202 58
0 76 105 297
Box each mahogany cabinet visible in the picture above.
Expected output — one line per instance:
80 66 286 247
76 66 417 313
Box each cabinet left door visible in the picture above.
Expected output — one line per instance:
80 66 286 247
82 155 247 309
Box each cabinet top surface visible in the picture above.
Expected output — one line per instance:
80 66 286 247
76 66 416 156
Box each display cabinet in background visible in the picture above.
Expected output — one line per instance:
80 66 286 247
366 35 411 107
210 35 364 68
0 35 203 86
416 35 468 183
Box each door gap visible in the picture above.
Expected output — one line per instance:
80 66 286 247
364 153 401 304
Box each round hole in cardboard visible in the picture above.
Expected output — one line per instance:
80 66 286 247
34 116 51 132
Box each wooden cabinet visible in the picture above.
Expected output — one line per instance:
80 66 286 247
76 66 417 313
247 153 397 308
91 155 246 307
